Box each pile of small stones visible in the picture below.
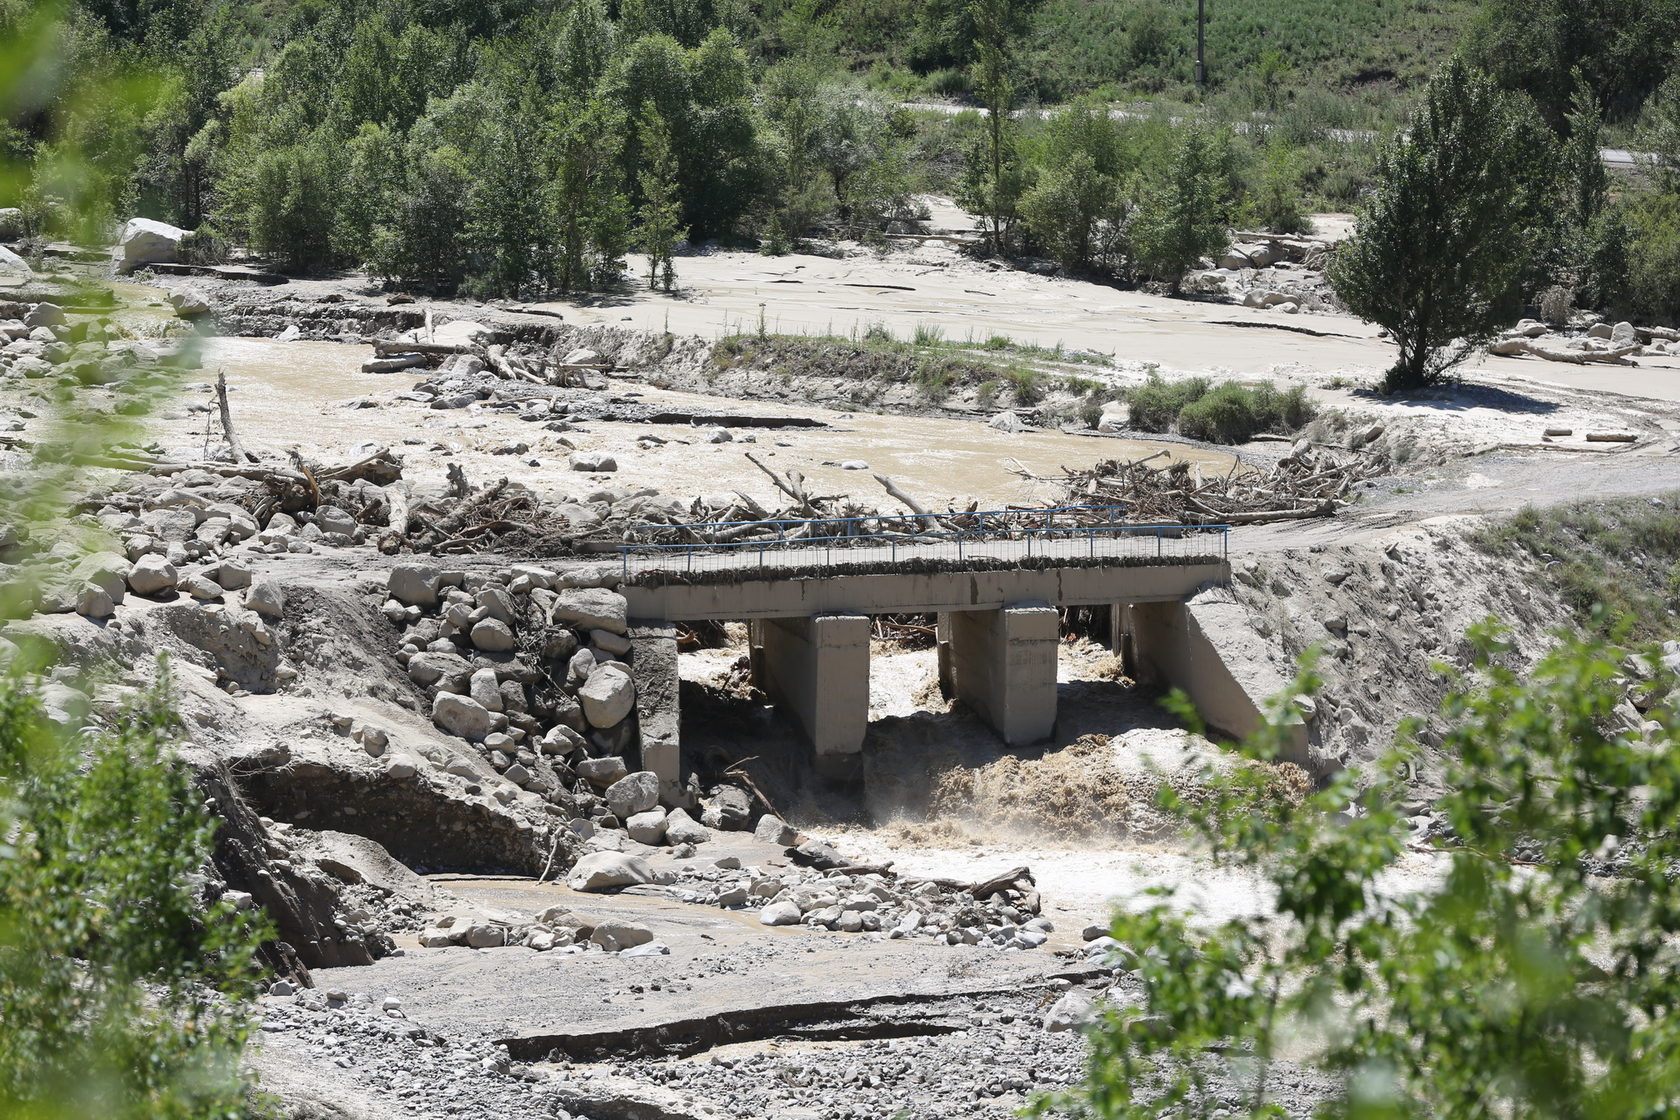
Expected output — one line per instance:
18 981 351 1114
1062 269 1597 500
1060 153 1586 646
257 991 587 1119
651 819 1059 952
596 985 1105 1120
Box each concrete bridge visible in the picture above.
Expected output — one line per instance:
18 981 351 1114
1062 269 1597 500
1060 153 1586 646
612 512 1238 790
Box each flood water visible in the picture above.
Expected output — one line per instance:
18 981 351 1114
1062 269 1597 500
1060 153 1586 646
152 335 1238 511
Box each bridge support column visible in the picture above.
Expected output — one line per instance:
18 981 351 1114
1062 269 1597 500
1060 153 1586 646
946 601 1059 745
628 620 686 807
935 613 955 699
755 613 871 779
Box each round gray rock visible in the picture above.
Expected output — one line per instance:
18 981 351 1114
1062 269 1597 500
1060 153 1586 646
432 692 492 741
567 851 655 892
470 618 517 652
606 770 659 819
578 662 635 728
664 808 711 847
388 563 442 608
126 554 178 596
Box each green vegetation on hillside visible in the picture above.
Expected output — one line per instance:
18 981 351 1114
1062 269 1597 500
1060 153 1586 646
1473 497 1680 642
11 0 1680 331
708 328 1091 408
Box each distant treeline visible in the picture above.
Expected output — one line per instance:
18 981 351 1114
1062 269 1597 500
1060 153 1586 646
5 0 1680 318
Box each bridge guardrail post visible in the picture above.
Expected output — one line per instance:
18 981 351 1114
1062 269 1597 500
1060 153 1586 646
1157 529 1163 559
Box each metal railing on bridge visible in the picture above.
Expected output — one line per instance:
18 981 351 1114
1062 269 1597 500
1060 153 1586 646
614 505 1230 580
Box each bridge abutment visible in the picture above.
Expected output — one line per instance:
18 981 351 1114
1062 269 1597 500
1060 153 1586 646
943 601 1060 745
751 612 871 778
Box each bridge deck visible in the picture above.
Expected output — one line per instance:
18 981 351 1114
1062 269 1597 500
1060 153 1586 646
620 555 1230 621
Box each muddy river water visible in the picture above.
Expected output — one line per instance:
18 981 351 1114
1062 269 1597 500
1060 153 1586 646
161 335 1238 511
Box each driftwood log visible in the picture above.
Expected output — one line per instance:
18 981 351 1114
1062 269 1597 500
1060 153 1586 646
1489 338 1641 366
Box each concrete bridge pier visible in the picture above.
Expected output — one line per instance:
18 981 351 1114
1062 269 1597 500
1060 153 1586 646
750 612 871 780
942 601 1060 745
628 621 685 807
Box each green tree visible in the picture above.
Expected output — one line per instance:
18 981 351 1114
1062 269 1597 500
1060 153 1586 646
967 0 1019 250
1468 0 1680 127
1019 150 1125 273
1329 57 1550 392
368 123 471 290
0 675 269 1119
1129 120 1228 294
636 107 686 291
463 79 558 296
1036 622 1680 1120
556 0 617 96
1642 73 1680 196
245 129 342 272
1562 78 1608 231
552 96 628 293
1253 137 1309 235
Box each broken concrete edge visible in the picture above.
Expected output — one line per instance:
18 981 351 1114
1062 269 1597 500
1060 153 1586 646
494 965 1108 1062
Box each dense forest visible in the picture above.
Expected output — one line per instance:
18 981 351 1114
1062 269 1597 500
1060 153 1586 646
6 0 1680 322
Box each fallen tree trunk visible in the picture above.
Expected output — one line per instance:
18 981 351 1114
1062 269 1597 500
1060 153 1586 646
371 339 468 357
1489 338 1640 365
362 354 428 373
873 473 943 531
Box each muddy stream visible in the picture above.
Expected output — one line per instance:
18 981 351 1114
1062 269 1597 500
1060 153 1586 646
154 335 1238 510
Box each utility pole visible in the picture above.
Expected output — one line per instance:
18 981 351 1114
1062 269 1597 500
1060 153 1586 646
1195 0 1206 91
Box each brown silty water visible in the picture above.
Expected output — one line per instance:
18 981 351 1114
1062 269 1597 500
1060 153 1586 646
146 334 1238 511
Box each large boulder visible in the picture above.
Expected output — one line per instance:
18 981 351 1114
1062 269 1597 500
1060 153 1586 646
0 207 22 239
115 217 189 273
567 851 655 892
549 587 627 633
432 692 493 741
624 809 668 846
589 919 654 952
1097 400 1128 433
569 452 617 473
578 663 635 728
408 651 471 691
605 771 660 819
576 756 629 788
0 245 31 277
125 554 178 597
664 808 710 846
73 551 131 602
388 563 442 608
168 288 211 317
469 618 517 652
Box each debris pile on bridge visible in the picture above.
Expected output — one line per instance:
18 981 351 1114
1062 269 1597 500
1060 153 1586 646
1043 444 1389 526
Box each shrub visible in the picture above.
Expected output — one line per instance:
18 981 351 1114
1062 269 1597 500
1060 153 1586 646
1125 373 1209 431
1177 381 1314 443
1007 366 1046 406
927 68 970 97
1037 625 1680 1120
0 672 268 1117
